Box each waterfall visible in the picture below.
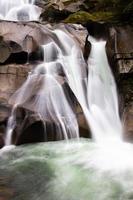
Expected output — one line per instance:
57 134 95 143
6 39 80 143
5 29 123 145
5 107 16 145
87 36 123 142
53 31 123 143
2 1 123 145
0 0 41 21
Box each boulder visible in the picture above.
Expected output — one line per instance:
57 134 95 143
11 107 46 145
40 6 71 23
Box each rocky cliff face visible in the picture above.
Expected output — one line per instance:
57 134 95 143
36 0 133 24
0 20 132 147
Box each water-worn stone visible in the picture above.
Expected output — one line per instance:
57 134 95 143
0 64 31 102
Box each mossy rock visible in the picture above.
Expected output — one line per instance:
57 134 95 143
64 11 115 23
64 11 96 23
93 11 115 22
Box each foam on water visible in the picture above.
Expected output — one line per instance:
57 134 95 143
1 140 133 200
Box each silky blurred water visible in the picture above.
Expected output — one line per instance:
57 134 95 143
1 139 133 200
0 0 41 21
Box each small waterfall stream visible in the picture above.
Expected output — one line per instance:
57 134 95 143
87 36 123 142
0 0 41 21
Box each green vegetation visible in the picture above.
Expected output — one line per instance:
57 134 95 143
64 11 97 23
64 11 115 23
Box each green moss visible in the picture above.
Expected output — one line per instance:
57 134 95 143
64 11 97 23
93 11 115 21
64 11 115 23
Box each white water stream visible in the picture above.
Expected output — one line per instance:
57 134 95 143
87 36 123 142
0 0 41 21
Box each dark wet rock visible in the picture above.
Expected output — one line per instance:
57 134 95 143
12 107 45 145
29 47 44 63
0 40 11 63
11 106 68 145
6 41 22 53
118 73 133 141
2 52 28 65
0 133 4 148
0 102 11 145
77 107 91 138
40 6 71 23
84 21 109 40
113 26 133 74
115 26 133 54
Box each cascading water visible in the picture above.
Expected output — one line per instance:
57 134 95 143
1 2 133 199
87 36 123 142
0 0 41 21
5 107 16 145
53 30 123 143
6 40 79 143
5 27 124 145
